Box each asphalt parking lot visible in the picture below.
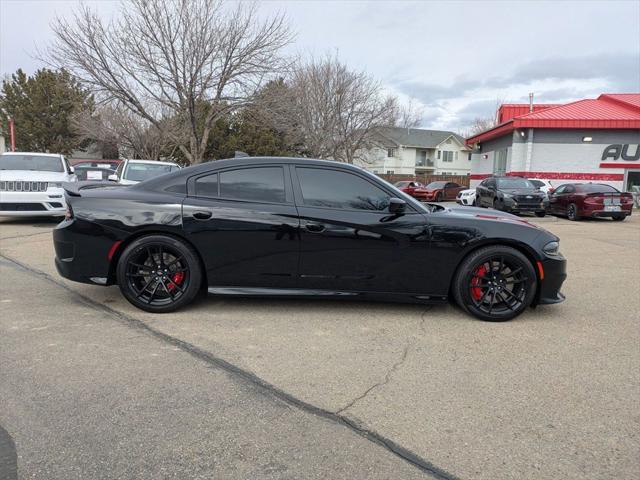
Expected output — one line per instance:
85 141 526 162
1 209 639 480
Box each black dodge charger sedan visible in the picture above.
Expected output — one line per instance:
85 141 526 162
54 157 566 321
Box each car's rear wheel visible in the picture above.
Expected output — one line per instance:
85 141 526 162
567 203 580 221
452 246 537 321
435 192 443 202
116 235 202 313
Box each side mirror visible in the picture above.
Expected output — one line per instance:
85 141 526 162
548 188 555 194
69 166 75 174
388 197 406 214
108 174 119 182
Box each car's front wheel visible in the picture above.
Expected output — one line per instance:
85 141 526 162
116 235 202 313
452 246 537 321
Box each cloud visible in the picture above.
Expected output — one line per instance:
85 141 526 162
394 52 639 106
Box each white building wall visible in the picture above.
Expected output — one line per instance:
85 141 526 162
469 128 640 190
433 137 472 175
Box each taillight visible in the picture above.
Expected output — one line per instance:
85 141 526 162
64 204 74 220
584 196 603 205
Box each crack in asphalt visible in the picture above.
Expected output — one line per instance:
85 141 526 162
0 253 461 480
335 342 411 415
335 306 431 415
0 231 52 242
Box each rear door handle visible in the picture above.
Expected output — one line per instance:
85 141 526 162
305 223 326 233
192 210 213 220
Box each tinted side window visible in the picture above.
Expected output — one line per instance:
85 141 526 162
219 167 285 203
554 185 566 194
297 168 390 211
194 173 218 197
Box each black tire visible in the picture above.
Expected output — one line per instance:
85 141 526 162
452 245 537 322
612 215 626 221
474 196 479 207
567 203 580 221
116 235 202 313
492 198 503 211
535 211 546 218
435 192 443 202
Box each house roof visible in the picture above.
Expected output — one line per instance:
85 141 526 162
497 104 561 123
466 93 640 145
376 127 467 149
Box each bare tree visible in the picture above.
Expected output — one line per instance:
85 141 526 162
388 97 424 129
46 0 293 164
269 55 396 164
459 97 504 138
73 104 179 160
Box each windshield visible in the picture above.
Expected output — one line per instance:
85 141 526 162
0 154 64 172
425 181 447 189
497 177 535 189
529 180 544 188
123 163 179 182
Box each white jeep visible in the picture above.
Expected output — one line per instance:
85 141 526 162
0 152 76 217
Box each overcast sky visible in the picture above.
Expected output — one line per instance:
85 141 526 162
1 0 639 131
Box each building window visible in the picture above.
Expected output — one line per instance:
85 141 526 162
493 149 507 176
442 151 454 162
387 148 396 157
437 150 441 159
386 170 394 174
454 151 458 161
468 152 472 161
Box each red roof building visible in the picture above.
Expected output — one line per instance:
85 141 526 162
465 94 640 192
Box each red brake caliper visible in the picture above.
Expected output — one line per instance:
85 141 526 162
471 265 487 301
167 271 185 291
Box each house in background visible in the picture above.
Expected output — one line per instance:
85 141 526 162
356 127 472 176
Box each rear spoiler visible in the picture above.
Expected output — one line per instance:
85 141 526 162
63 181 125 197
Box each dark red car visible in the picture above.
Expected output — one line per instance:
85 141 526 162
417 181 466 202
548 183 634 221
394 181 425 198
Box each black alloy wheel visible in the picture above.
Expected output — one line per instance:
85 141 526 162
452 245 537 321
436 192 443 202
567 203 580 221
116 235 202 313
493 198 503 211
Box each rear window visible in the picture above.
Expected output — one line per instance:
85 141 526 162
0 154 64 172
425 181 447 189
123 162 180 182
579 184 619 193
529 180 544 188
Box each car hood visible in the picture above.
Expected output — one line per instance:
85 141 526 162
0 170 72 181
436 205 542 229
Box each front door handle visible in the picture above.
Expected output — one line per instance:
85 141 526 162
305 223 326 233
192 210 213 220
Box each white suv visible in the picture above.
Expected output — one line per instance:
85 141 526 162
110 159 181 185
0 152 76 217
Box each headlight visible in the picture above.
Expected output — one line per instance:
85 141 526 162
502 193 514 199
543 241 560 256
49 182 64 188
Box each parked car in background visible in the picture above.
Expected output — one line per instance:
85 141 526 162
394 181 425 199
418 181 466 202
528 178 554 194
74 166 116 181
0 152 76 217
476 176 548 217
54 156 566 322
71 159 122 170
456 188 476 206
110 159 181 185
548 183 633 221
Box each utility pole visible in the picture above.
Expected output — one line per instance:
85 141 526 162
8 117 16 151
